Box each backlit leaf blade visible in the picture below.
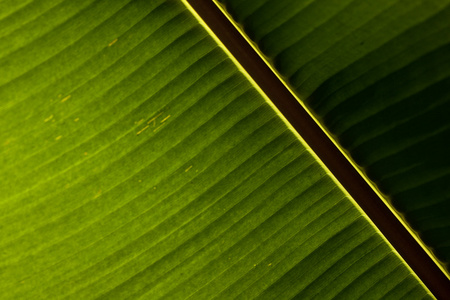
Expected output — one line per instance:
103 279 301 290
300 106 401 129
0 0 431 298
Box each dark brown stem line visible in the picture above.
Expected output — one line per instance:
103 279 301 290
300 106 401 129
187 0 450 298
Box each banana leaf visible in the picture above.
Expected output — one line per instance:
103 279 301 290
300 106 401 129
0 0 435 299
218 0 450 269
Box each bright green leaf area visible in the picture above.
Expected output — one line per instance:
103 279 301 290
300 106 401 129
219 0 450 266
0 0 431 299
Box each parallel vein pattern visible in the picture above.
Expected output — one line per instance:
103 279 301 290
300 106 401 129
0 0 430 299
219 0 450 267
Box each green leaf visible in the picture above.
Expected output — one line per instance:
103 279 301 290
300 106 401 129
219 0 450 267
0 0 433 299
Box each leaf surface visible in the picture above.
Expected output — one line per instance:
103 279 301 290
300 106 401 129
219 0 450 268
0 0 432 299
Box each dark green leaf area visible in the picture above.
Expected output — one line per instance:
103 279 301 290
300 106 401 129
220 0 450 266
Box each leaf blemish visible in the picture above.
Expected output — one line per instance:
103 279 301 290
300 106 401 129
44 115 53 122
136 125 149 135
61 95 71 103
108 38 118 47
160 115 171 123
147 112 163 126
